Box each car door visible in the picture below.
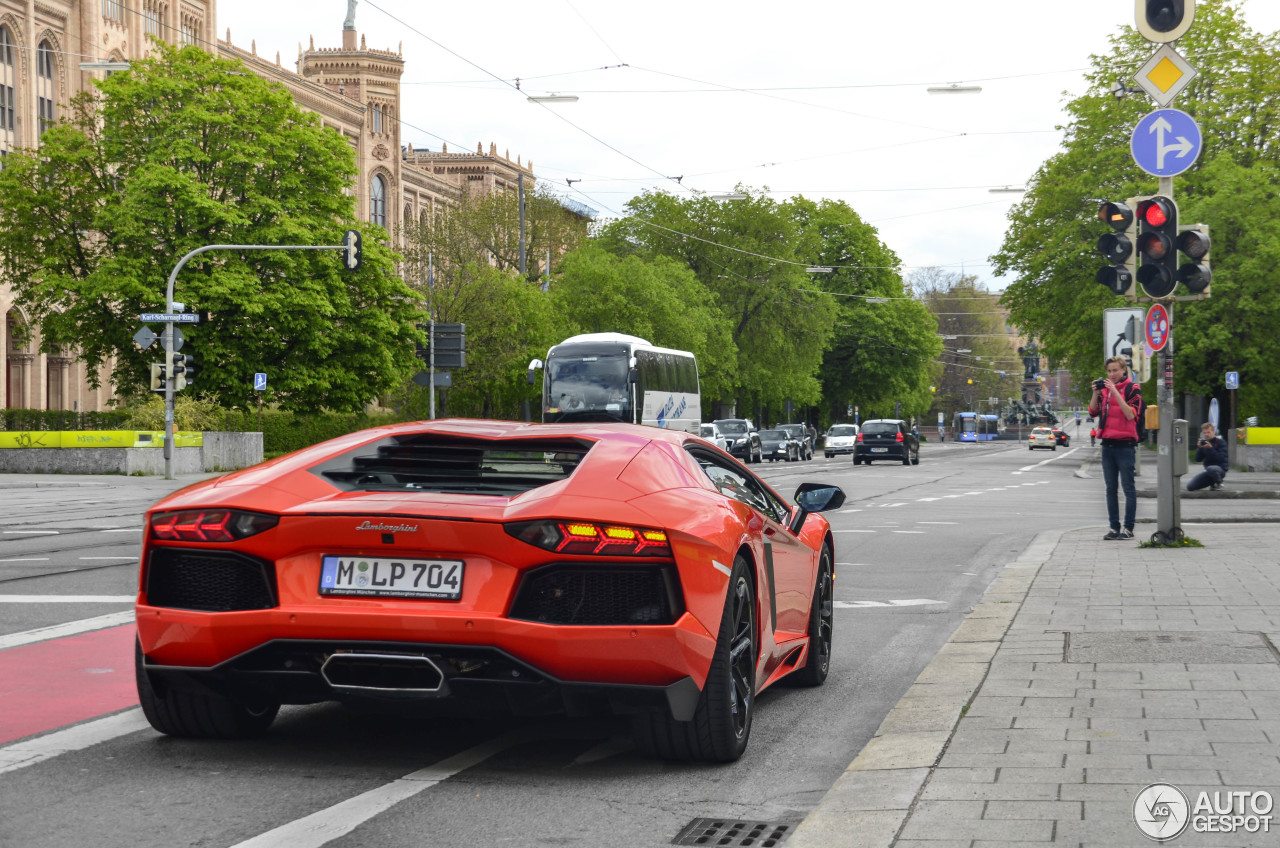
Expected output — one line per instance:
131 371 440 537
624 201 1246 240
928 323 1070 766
688 448 813 640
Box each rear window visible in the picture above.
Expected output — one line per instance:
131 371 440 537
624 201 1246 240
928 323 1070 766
311 435 593 495
700 425 714 437
759 430 786 439
862 422 898 435
828 425 857 437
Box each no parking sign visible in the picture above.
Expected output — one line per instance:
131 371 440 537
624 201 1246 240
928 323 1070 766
1145 303 1170 352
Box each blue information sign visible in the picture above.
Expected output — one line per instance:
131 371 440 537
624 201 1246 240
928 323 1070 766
1226 371 1239 390
254 372 267 391
1131 109 1202 177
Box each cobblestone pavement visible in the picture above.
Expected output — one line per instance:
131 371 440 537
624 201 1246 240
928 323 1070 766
792 523 1280 848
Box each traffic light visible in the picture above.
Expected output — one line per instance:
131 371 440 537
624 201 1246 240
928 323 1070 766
342 229 362 272
1135 0 1195 43
1135 195 1179 298
150 362 167 392
169 353 195 391
1177 224 1211 295
1096 200 1136 296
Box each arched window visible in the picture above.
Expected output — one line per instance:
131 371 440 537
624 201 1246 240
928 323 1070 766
0 26 15 158
36 40 55 136
371 103 382 134
370 175 386 228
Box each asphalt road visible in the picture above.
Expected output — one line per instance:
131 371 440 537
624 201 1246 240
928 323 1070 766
0 443 1122 848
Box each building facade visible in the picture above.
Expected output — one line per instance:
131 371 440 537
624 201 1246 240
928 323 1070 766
0 0 534 412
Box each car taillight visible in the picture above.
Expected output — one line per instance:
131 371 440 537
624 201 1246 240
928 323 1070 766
895 432 904 442
855 433 863 442
506 520 672 557
150 509 279 542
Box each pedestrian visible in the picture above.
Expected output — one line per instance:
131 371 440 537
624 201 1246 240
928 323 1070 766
1185 422 1229 492
1088 355 1142 540
1089 426 1097 447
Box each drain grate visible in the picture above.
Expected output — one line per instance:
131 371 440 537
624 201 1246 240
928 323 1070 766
672 818 798 846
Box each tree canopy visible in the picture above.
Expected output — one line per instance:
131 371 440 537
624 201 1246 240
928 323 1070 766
992 0 1280 423
0 43 420 412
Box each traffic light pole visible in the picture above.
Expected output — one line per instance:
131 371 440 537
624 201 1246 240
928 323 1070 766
1153 175 1182 541
161 241 359 479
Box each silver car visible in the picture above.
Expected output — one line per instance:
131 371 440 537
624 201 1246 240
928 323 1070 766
700 422 730 452
824 423 859 458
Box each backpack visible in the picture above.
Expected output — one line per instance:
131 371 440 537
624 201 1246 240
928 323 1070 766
1124 384 1147 442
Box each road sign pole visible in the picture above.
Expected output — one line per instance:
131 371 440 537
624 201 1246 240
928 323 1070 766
428 253 435 421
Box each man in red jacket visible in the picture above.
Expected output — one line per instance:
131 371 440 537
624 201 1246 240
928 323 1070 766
1088 356 1142 540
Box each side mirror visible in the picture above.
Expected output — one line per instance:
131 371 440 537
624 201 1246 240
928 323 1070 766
788 482 846 534
526 358 543 386
628 368 638 384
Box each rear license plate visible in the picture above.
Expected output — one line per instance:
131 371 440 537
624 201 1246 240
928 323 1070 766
872 447 888 453
320 555 463 600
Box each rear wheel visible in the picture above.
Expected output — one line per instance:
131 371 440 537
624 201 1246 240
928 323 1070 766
792 546 833 687
632 556 756 762
911 450 920 466
901 451 911 466
135 641 279 738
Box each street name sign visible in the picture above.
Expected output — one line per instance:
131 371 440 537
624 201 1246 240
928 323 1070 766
140 313 200 323
1131 108 1202 177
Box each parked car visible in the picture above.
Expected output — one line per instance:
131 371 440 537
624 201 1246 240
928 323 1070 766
853 418 920 466
133 419 847 763
700 422 730 452
1051 428 1070 447
713 418 763 464
1029 426 1057 450
824 423 859 458
778 424 815 461
758 428 802 462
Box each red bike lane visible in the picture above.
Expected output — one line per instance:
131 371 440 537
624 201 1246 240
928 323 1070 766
0 625 139 745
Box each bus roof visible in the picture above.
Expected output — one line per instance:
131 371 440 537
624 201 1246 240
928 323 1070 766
549 333 695 360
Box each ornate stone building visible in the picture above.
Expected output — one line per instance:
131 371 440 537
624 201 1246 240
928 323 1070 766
0 1 535 411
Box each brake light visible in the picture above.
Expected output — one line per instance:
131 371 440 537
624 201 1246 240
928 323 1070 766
855 433 863 442
507 520 672 557
895 432 904 442
150 509 279 542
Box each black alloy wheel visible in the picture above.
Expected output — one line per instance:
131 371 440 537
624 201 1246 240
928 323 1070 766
792 546 833 686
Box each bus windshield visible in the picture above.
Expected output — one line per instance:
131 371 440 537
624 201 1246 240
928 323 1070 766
545 353 631 423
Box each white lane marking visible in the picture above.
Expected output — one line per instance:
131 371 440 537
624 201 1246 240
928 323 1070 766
916 497 941 502
835 598 945 609
839 508 862 513
0 611 135 650
229 730 530 848
961 572 977 576
0 558 50 562
884 502 906 508
0 709 150 776
891 530 925 534
711 559 733 577
79 557 137 561
916 522 958 525
2 530 59 535
102 528 143 533
0 595 133 603
964 491 984 495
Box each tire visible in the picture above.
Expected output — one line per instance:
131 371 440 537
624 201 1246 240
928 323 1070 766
632 556 756 762
901 451 911 466
135 641 279 738
824 452 832 459
792 546 833 687
911 450 920 466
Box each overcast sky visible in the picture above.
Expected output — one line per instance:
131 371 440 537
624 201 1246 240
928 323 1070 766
214 1 1280 292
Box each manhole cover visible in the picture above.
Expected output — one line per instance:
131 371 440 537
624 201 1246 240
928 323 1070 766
673 818 798 846
1067 631 1276 664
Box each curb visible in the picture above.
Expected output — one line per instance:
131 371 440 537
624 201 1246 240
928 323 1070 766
786 529 1069 848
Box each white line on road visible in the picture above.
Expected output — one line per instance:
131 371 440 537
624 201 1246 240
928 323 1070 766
0 709 149 776
228 729 533 848
891 530 926 534
0 558 50 562
835 598 945 609
0 595 133 603
0 610 135 650
916 497 941 502
2 530 59 535
101 528 143 533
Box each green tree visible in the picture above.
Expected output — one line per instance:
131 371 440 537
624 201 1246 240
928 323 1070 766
0 43 420 412
992 0 1280 421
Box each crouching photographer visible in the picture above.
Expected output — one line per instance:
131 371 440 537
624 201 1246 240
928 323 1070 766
1186 422 1229 492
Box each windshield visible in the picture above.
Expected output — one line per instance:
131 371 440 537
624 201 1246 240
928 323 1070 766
545 353 631 423
759 430 786 440
716 421 749 435
780 425 805 436
700 425 715 438
828 425 857 437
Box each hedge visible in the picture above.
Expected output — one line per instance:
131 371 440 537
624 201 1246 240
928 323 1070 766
0 409 132 431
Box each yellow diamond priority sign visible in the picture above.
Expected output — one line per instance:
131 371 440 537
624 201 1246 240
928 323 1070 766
1134 44 1197 107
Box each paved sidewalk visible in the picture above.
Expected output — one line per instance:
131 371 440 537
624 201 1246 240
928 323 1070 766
792 524 1280 848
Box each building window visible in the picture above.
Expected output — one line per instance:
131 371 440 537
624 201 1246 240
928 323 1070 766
37 41 55 137
370 175 386 228
180 15 200 47
0 26 15 156
102 0 124 23
144 2 164 38
371 103 381 134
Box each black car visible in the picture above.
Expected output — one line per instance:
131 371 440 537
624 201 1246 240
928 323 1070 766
758 428 802 462
713 418 763 463
1052 428 1070 446
778 424 815 461
853 418 920 466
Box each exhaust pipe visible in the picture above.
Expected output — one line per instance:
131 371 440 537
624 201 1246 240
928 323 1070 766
320 652 445 695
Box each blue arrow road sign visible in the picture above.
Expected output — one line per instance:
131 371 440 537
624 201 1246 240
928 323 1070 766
1131 109 1201 177
254 372 267 391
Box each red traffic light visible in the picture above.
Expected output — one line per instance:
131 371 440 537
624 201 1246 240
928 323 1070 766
1138 197 1173 227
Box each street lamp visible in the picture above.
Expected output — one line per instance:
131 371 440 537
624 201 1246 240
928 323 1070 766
927 83 982 94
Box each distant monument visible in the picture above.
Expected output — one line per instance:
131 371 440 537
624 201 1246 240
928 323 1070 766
344 0 357 29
